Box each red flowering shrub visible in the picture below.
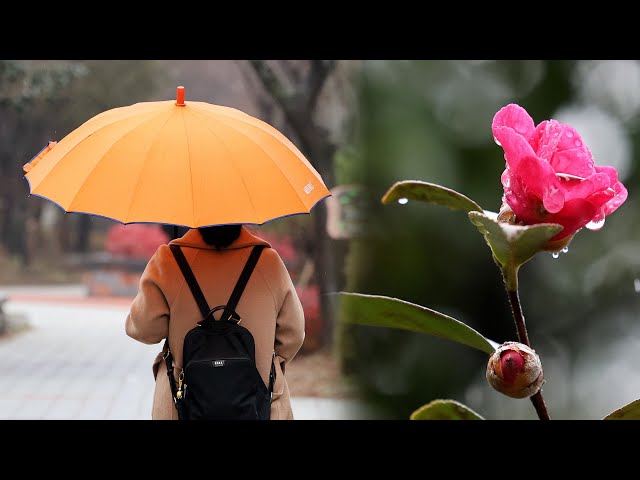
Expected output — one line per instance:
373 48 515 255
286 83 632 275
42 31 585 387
105 224 169 260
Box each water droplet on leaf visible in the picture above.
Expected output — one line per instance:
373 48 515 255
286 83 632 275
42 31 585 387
398 198 408 205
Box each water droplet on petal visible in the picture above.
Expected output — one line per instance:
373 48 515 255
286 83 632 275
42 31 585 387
586 216 606 231
544 184 564 213
552 252 560 259
494 136 502 146
398 198 408 205
562 246 569 254
634 279 640 293
574 140 582 147
565 131 574 138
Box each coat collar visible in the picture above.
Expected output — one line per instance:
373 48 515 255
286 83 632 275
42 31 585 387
168 226 271 251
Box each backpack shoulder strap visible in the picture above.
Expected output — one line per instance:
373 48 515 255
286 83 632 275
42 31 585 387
166 244 211 417
222 245 266 321
170 244 210 318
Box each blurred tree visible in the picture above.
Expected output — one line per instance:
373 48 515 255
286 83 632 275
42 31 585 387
0 60 166 266
242 60 359 347
0 60 84 108
0 60 85 265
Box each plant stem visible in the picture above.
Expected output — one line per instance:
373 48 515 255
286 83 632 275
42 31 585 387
506 289 530 348
529 391 551 421
504 268 551 421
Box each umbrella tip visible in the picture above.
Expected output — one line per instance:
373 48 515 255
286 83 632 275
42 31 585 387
176 86 185 106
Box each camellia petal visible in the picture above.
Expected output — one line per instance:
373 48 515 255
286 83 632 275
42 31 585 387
563 172 611 203
533 120 565 163
509 155 564 214
492 104 536 139
551 149 595 178
595 165 619 185
594 165 627 215
546 199 600 241
587 189 616 215
504 167 561 223
548 122 592 158
604 182 628 216
493 126 538 171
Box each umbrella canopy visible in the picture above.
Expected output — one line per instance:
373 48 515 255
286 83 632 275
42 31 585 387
23 87 331 228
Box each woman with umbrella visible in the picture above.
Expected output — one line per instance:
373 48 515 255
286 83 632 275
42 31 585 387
23 87 332 419
125 223 306 420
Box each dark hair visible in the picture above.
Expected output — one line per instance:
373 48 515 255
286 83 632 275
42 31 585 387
198 224 242 249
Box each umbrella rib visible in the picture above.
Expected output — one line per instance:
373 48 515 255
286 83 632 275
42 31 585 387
122 110 177 224
66 110 173 218
186 110 260 222
208 116 309 212
189 104 304 153
190 103 322 181
33 109 163 199
187 108 309 214
180 108 197 227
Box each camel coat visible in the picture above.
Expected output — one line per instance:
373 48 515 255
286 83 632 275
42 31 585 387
125 227 305 420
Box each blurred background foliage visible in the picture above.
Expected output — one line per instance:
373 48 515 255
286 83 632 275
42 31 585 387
342 60 640 420
1 60 168 265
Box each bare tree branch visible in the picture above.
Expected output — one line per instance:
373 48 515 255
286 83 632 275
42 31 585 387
235 61 264 99
234 60 277 119
234 60 258 88
248 60 295 116
307 60 336 111
277 60 303 85
247 60 316 151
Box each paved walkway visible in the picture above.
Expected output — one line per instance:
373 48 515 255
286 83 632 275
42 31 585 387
0 286 367 420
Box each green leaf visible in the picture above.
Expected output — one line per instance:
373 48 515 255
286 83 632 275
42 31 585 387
337 292 498 354
411 399 485 420
467 211 563 289
603 399 640 420
381 181 483 213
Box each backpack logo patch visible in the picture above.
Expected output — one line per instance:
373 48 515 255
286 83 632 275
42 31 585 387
212 360 225 367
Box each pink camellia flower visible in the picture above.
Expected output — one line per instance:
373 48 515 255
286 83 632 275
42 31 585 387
492 104 627 243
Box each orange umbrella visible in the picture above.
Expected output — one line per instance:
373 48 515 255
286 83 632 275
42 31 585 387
23 87 331 227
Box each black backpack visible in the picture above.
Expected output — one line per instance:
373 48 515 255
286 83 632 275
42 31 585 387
162 244 275 420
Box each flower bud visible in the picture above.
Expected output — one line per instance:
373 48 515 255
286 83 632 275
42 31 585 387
486 341 544 399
